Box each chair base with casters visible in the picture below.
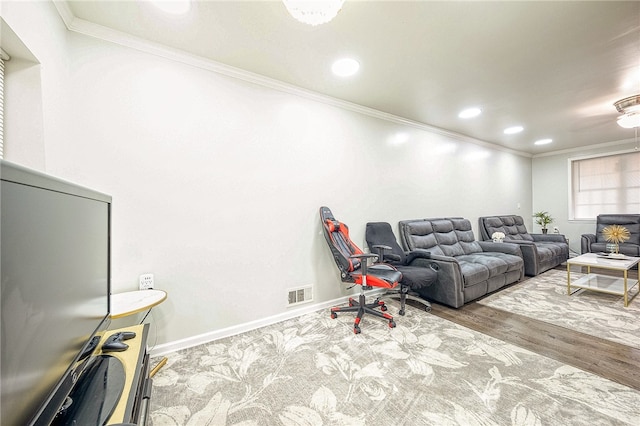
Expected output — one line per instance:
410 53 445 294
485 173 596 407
372 257 434 315
330 287 396 334
385 285 432 316
320 206 402 334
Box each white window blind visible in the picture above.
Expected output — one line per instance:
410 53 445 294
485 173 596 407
570 150 640 220
0 47 9 159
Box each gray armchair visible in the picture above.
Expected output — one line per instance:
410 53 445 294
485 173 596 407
581 214 640 257
479 215 569 276
398 217 524 308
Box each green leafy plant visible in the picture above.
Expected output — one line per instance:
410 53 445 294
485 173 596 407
533 211 553 232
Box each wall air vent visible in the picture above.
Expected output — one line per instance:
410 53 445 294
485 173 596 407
287 286 313 306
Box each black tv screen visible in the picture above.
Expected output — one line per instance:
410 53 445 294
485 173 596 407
1 160 112 425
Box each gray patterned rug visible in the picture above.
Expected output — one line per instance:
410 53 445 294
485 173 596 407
149 297 640 425
478 269 640 349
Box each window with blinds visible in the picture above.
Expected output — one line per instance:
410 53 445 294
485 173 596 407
569 150 640 220
0 47 9 159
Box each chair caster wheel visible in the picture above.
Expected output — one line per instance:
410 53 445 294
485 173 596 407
399 308 405 316
425 306 432 312
388 320 396 328
380 305 388 312
354 326 361 334
330 312 337 319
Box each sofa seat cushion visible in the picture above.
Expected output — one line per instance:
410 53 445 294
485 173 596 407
457 259 491 287
457 252 523 287
535 242 564 262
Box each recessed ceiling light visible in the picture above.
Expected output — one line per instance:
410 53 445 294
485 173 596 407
534 138 553 145
150 0 191 15
458 107 482 119
504 126 524 135
332 58 360 77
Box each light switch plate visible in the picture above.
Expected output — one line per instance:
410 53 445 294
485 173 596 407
139 273 154 290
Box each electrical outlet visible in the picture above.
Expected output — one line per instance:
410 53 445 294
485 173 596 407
139 273 154 290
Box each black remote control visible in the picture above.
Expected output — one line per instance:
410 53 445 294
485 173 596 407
101 333 128 352
119 331 136 340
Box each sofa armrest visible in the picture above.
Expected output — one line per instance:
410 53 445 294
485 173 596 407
581 234 596 254
503 239 535 246
405 249 431 264
531 233 567 243
408 253 465 308
406 252 454 270
406 253 460 284
478 241 522 257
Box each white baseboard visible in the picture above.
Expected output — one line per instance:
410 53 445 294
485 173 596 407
149 292 381 357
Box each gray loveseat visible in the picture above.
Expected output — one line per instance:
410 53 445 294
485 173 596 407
478 215 569 276
581 214 640 257
398 217 524 308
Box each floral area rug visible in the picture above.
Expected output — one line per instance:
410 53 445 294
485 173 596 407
149 298 640 425
477 269 640 349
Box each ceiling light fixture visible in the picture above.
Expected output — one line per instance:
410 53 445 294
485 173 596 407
534 138 553 145
458 107 482 119
504 126 524 135
149 0 191 15
283 0 345 26
332 58 359 77
614 95 640 128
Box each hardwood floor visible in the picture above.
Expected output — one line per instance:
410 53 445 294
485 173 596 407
423 266 640 391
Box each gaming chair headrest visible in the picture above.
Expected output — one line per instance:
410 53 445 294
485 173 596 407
326 219 341 233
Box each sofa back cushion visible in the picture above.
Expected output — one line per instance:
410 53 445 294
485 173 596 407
400 218 482 256
596 214 640 245
479 215 534 241
400 219 443 254
431 219 465 256
450 218 483 254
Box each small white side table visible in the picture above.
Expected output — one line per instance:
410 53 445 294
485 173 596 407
110 289 168 376
111 289 167 319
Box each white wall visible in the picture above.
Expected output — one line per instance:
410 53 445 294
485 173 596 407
2 1 532 352
532 141 639 255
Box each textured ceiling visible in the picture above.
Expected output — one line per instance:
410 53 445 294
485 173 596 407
63 1 640 155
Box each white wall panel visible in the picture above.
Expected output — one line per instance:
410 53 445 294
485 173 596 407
3 1 533 349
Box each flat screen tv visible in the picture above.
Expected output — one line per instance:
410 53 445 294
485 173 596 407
1 160 112 425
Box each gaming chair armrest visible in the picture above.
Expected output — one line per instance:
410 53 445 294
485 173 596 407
349 253 379 273
371 244 402 263
350 253 379 261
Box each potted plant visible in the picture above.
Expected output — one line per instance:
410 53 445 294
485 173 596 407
533 211 553 234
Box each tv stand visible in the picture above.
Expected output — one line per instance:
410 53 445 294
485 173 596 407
53 324 152 426
104 324 151 426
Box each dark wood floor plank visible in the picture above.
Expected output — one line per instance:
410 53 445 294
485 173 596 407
425 266 640 391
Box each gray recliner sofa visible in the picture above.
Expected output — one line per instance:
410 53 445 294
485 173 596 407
478 215 569 276
581 214 640 257
398 217 524 308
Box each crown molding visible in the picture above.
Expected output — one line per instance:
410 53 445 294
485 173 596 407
52 1 530 158
52 0 75 27
532 137 638 158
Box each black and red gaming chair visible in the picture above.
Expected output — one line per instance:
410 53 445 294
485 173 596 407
319 206 402 334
